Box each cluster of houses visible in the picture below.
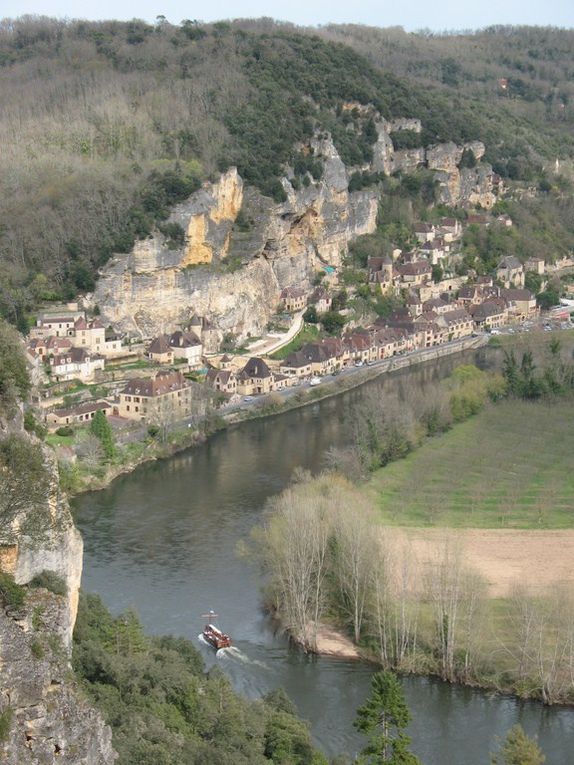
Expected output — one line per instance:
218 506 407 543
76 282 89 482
27 305 124 383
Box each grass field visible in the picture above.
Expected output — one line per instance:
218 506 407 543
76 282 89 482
365 399 574 528
270 324 320 360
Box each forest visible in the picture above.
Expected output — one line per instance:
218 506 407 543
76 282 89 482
1 17 573 329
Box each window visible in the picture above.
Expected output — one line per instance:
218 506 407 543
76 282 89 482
126 405 130 411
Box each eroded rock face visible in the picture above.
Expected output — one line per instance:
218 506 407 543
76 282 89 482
0 590 116 765
0 444 82 649
94 138 379 341
94 123 496 341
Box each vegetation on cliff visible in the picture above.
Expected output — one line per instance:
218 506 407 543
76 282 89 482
1 17 573 327
73 592 326 765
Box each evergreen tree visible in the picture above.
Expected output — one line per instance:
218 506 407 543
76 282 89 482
89 410 115 460
491 725 545 765
354 671 421 764
502 350 519 395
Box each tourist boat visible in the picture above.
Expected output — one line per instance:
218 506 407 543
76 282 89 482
201 611 232 649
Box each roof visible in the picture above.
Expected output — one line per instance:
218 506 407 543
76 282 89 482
122 371 189 397
52 400 111 418
423 298 448 309
470 300 507 319
310 286 331 303
501 289 534 301
241 357 272 379
281 286 306 300
414 222 434 233
397 261 432 276
206 369 235 384
148 335 171 355
282 351 311 369
498 256 522 270
169 330 201 349
442 308 472 324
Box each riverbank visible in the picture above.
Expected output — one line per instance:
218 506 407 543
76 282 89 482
66 334 487 496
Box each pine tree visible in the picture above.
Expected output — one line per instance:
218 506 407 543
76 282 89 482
491 725 545 765
354 671 421 764
89 410 115 460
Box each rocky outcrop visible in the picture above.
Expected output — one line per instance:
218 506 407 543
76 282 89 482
0 589 115 765
93 118 496 341
372 123 495 208
94 137 378 341
0 415 115 764
0 444 82 648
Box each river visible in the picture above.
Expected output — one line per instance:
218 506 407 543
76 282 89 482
73 349 574 764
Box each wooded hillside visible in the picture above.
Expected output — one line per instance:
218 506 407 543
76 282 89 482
1 17 573 328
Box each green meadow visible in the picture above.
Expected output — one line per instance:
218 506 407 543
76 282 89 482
365 399 574 529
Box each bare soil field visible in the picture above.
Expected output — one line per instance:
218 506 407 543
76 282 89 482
386 527 574 597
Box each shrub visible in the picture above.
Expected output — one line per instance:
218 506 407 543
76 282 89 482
29 570 68 598
0 572 26 609
30 638 45 659
55 425 74 437
0 708 13 742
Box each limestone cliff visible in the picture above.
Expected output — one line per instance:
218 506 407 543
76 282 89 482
372 122 495 208
0 589 115 765
93 117 496 341
0 442 82 647
0 418 115 764
94 137 378 341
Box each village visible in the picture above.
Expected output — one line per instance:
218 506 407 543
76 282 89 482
22 208 573 443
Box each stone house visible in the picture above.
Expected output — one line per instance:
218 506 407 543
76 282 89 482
46 400 112 432
116 370 193 422
396 261 432 287
30 315 76 339
237 357 275 395
496 256 524 288
501 289 538 320
206 368 238 395
280 351 313 379
48 348 105 382
188 314 219 355
414 223 436 243
168 330 203 367
439 308 474 340
525 257 545 275
309 286 332 314
280 287 308 312
470 299 508 330
148 335 173 364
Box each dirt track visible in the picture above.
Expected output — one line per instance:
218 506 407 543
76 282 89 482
386 528 574 597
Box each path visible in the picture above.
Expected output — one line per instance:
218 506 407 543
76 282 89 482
245 310 305 356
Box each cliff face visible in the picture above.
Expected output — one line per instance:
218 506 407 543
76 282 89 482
0 590 116 765
373 122 495 208
0 444 82 647
0 419 115 764
93 138 378 341
93 119 495 341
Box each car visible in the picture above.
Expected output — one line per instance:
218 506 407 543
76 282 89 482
243 395 254 402
355 360 364 367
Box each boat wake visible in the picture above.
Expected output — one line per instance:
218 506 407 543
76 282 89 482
217 646 269 669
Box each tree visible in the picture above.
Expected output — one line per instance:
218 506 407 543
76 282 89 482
354 671 420 764
90 409 116 459
491 725 545 765
0 319 30 416
321 311 346 335
0 435 52 540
